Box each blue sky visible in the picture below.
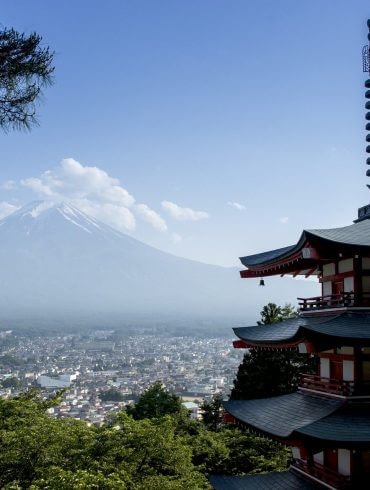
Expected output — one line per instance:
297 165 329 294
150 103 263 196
1 1 370 266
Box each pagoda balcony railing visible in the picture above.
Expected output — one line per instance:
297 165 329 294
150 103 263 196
298 292 370 311
293 459 351 489
300 374 354 397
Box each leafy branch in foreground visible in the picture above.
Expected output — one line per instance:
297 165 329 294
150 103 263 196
0 28 54 131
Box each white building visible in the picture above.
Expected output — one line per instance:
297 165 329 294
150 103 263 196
182 401 199 420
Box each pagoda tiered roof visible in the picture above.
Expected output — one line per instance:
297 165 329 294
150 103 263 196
233 312 370 348
298 403 370 444
224 394 370 444
239 218 370 278
224 392 343 438
209 470 319 489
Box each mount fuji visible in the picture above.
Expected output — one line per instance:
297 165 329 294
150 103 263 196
0 201 318 327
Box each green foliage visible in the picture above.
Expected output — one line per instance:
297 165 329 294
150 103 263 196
258 302 298 325
0 383 291 488
200 393 224 431
30 468 130 489
0 390 210 489
231 303 316 400
99 389 125 402
1 377 21 389
94 412 207 488
214 428 289 475
126 381 183 420
0 354 24 368
0 27 54 131
187 428 229 474
0 392 95 488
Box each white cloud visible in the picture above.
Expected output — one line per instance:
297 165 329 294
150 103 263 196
76 200 136 231
135 203 167 232
20 158 166 233
161 200 209 221
0 180 17 190
170 232 182 244
227 201 245 210
0 201 20 219
279 216 289 224
21 177 55 197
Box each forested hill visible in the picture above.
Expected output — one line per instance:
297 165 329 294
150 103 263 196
0 385 288 489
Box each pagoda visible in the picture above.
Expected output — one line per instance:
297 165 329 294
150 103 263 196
210 20 370 490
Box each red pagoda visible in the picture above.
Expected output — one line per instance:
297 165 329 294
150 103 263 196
210 20 370 490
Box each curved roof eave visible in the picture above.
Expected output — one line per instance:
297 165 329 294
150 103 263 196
233 314 370 345
239 219 370 269
233 317 302 345
296 405 370 442
239 231 307 268
223 392 343 438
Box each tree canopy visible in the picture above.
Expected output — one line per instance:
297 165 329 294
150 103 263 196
0 385 289 488
200 393 224 432
126 381 184 420
0 27 54 131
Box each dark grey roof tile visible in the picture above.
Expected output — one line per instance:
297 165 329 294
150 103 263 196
223 392 343 438
297 404 370 442
209 471 319 489
240 219 370 268
233 313 370 344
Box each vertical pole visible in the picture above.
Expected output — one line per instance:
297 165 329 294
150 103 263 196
353 256 362 306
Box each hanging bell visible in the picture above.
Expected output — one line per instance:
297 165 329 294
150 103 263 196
259 279 265 286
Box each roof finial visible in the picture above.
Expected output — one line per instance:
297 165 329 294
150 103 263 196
363 20 370 188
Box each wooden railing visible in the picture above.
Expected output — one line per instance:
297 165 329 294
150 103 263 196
300 374 354 396
298 292 370 311
293 459 351 489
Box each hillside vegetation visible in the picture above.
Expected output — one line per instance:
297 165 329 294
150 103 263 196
0 384 289 489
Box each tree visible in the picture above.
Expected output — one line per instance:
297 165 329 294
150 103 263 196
230 303 315 400
0 386 289 487
99 388 125 402
95 412 208 489
200 393 224 431
0 391 209 489
0 28 54 131
0 391 95 488
126 381 184 420
31 468 130 489
1 376 20 389
215 428 289 475
258 302 297 325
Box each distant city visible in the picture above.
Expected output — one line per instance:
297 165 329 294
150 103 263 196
0 328 243 425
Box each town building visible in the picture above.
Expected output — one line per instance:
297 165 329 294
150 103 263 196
182 401 199 420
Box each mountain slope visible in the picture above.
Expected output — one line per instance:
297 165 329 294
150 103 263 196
0 201 318 324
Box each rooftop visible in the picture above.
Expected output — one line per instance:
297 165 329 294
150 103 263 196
224 393 370 443
239 215 370 273
233 312 370 347
223 392 343 438
209 470 320 489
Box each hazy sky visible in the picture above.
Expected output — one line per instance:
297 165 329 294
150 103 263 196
1 1 370 266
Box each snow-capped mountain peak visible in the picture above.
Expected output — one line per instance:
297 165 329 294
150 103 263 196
1 201 112 237
0 201 318 324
